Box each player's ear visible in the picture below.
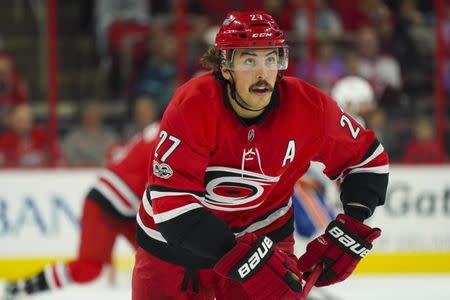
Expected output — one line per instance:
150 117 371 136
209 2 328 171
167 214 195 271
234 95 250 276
221 67 231 80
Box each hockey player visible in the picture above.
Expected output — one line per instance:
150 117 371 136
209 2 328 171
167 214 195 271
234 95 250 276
330 75 376 127
133 11 389 300
3 122 159 299
292 167 335 239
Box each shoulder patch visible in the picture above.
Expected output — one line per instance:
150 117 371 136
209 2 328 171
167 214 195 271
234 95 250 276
153 160 173 179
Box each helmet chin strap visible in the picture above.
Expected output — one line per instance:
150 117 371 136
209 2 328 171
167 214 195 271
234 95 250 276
226 70 269 112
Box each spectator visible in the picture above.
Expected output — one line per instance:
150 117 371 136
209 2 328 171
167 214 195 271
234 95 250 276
393 0 431 90
293 0 343 41
355 26 402 106
133 26 177 112
0 104 58 167
402 116 448 164
107 94 158 162
94 0 150 56
187 15 211 77
440 2 450 92
0 53 29 132
331 0 392 33
343 51 363 76
296 40 345 93
330 0 366 32
63 100 118 166
366 107 395 157
122 94 158 140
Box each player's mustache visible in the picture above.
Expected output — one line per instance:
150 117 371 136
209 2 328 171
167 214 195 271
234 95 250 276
249 80 273 92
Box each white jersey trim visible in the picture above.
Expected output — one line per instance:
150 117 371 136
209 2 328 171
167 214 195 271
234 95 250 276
348 164 389 175
153 203 203 223
99 169 140 206
200 199 263 211
136 213 167 243
143 122 160 141
349 144 385 170
43 265 59 289
142 191 154 216
55 263 71 286
95 181 136 217
44 263 70 289
235 200 292 237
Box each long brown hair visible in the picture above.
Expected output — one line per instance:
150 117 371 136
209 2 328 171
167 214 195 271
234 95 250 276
200 46 222 79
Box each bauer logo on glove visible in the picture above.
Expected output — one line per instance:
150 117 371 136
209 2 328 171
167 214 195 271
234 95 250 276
327 224 372 258
215 233 303 299
298 214 381 287
234 236 274 279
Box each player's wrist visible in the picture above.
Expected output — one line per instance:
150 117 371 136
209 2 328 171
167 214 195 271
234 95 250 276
343 205 368 222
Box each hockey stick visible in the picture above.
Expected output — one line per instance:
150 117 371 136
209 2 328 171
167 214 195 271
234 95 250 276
298 263 325 300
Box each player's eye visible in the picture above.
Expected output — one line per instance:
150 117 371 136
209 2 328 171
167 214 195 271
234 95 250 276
266 56 276 65
244 58 255 66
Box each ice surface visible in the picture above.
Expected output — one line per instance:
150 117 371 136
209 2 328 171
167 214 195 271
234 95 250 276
2 274 449 300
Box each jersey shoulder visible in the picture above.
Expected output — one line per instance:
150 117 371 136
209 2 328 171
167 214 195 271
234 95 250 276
167 72 224 117
160 72 223 149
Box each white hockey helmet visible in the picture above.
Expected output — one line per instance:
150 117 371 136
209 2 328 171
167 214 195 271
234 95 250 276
331 76 375 115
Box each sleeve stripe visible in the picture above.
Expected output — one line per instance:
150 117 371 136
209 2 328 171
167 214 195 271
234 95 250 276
55 263 70 286
95 182 136 215
142 190 154 216
360 139 380 162
348 164 389 175
153 203 204 223
143 190 204 223
330 143 386 181
99 169 140 205
44 266 58 289
136 213 167 243
348 143 385 170
150 190 205 202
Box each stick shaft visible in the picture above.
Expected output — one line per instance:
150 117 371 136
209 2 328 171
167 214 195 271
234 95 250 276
298 264 324 300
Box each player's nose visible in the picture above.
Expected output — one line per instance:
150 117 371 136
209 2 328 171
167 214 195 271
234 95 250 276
256 66 269 79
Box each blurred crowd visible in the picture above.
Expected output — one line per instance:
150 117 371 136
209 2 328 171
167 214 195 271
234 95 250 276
0 0 448 168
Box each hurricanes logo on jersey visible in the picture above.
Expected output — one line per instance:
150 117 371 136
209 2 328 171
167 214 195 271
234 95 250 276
202 167 280 211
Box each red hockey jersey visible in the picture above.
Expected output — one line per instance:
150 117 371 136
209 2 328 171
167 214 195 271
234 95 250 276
88 122 159 218
137 73 388 266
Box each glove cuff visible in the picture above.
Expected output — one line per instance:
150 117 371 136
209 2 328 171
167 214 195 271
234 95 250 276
336 214 374 237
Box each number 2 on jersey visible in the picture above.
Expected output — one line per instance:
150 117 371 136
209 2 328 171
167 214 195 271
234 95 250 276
155 130 181 161
340 115 360 139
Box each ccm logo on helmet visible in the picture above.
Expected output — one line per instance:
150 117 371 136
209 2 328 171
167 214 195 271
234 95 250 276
328 226 371 258
238 236 274 279
252 33 273 38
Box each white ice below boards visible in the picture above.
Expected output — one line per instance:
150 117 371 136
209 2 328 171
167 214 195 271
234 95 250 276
1 274 449 300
